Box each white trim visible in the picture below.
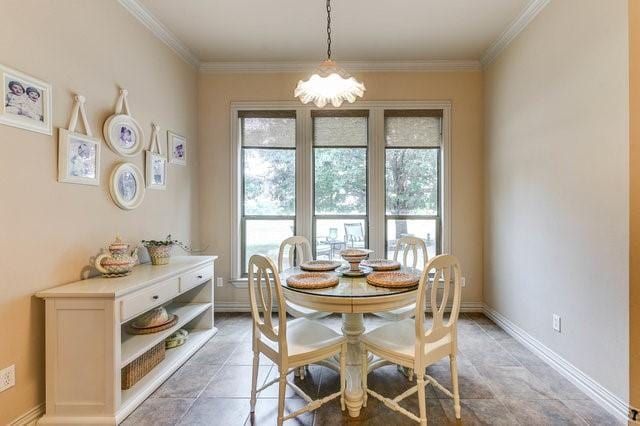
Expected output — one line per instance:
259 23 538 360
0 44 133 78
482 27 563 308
230 101 452 282
482 304 629 422
200 60 481 73
480 0 551 66
9 403 44 425
117 0 200 68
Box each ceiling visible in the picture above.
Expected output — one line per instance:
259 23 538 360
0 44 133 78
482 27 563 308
128 0 543 68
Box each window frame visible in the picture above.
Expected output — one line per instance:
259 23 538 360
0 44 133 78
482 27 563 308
230 101 451 285
383 110 444 259
311 111 370 258
238 111 297 276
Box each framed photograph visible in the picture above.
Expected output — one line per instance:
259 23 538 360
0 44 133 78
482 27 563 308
58 129 100 185
146 151 167 189
168 131 186 165
109 162 145 210
1 64 52 135
103 114 144 157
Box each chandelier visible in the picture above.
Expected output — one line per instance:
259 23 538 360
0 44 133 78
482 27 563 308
294 0 365 108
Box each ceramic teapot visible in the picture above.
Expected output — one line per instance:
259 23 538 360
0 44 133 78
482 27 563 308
95 235 139 277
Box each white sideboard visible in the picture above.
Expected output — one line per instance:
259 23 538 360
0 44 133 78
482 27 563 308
35 255 218 425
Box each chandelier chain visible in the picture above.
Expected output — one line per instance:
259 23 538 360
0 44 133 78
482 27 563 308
326 0 331 59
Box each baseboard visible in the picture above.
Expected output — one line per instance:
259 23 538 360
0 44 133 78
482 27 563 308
214 301 485 313
9 403 45 425
482 304 629 422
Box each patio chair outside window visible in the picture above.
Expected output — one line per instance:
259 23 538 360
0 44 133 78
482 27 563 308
344 223 365 248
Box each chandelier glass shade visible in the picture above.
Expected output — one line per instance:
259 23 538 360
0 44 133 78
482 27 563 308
294 0 365 108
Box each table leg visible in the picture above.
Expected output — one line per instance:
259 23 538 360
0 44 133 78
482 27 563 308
341 313 365 417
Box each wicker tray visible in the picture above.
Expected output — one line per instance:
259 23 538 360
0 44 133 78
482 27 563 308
361 259 401 271
366 271 419 288
127 314 178 335
286 272 339 289
300 260 342 272
121 341 165 389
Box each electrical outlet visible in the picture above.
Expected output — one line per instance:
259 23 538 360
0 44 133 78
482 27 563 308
0 364 15 392
216 277 224 287
461 277 466 287
553 314 561 332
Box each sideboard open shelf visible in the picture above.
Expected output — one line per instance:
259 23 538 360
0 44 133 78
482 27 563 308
36 256 218 425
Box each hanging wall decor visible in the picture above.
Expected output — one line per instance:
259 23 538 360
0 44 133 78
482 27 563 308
103 89 144 157
109 162 145 210
0 64 52 134
167 130 186 165
58 94 100 185
145 123 167 190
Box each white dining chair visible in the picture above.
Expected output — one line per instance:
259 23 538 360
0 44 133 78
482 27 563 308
248 254 347 425
361 254 462 425
374 236 429 321
278 236 331 321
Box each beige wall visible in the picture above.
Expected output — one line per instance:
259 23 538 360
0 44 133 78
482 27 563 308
484 0 629 401
197 71 484 308
629 0 639 415
0 1 199 422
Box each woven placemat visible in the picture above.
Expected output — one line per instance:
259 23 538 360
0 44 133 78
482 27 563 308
127 314 178 335
300 260 342 272
366 272 419 288
361 259 401 271
286 273 339 289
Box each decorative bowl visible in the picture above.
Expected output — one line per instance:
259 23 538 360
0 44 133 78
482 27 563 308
340 249 373 272
132 307 170 329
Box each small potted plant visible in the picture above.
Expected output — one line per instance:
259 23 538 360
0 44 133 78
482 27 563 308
141 235 192 265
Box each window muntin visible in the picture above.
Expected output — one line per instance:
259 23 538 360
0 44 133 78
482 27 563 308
240 111 296 274
384 110 442 261
313 112 368 259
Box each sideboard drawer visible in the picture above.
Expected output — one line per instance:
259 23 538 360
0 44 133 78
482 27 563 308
180 265 214 293
120 278 180 322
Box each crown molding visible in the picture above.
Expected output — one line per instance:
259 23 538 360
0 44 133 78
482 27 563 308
199 60 481 73
118 0 200 68
480 0 551 66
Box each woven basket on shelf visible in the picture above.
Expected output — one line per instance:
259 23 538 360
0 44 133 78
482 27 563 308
121 341 165 390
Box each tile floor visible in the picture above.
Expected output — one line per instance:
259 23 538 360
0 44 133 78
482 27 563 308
122 313 622 425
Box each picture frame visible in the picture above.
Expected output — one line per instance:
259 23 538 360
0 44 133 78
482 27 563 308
58 129 100 185
103 89 144 157
58 94 100 185
109 162 145 210
1 64 52 135
145 123 167 190
168 131 187 165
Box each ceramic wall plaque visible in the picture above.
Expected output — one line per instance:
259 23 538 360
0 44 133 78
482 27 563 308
103 89 144 157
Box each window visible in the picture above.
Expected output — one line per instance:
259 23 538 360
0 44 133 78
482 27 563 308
231 102 450 282
385 110 442 265
240 111 296 274
313 111 368 259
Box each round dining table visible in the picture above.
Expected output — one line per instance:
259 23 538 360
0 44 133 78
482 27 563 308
280 266 421 418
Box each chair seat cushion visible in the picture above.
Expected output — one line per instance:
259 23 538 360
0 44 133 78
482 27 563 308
261 318 345 358
361 318 451 360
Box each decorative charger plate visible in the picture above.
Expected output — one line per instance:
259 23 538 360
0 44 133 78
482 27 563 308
366 271 419 289
361 259 401 271
300 260 342 272
286 273 339 289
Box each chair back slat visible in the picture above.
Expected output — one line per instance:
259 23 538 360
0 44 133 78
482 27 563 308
393 236 428 269
248 254 287 347
278 236 313 271
414 255 462 347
